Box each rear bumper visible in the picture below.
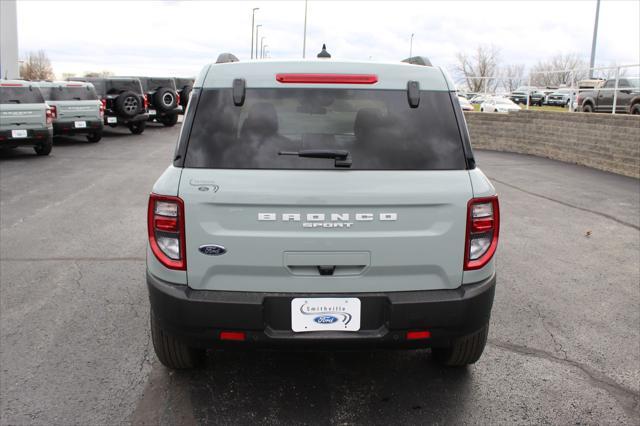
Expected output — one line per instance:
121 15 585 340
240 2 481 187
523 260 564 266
104 113 149 126
0 128 52 147
147 272 496 349
53 120 103 135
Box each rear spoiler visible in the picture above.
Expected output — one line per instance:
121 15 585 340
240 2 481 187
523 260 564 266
401 56 433 67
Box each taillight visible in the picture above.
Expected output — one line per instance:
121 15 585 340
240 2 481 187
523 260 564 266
49 105 57 119
276 73 378 84
176 93 181 106
45 108 53 125
143 94 149 110
148 194 186 270
100 99 106 117
464 196 500 270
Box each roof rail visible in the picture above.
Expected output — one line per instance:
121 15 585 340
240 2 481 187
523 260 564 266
401 56 433 67
216 53 239 64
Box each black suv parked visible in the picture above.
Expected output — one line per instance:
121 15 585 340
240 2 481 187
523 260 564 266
136 77 181 126
174 77 195 113
68 77 148 134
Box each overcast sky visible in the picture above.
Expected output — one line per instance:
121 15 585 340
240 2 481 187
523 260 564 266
17 0 640 78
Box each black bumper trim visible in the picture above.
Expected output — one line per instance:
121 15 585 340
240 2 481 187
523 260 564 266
0 128 52 147
53 120 103 135
147 272 496 349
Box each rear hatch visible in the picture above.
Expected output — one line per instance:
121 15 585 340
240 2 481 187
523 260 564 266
44 83 101 121
178 85 472 293
0 84 47 130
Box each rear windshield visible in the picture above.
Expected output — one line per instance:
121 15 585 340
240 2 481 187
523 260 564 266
139 78 176 91
0 86 45 104
41 85 98 101
107 80 143 94
175 78 194 88
184 88 466 170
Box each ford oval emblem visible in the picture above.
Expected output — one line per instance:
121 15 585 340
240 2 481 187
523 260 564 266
314 315 338 324
198 244 227 256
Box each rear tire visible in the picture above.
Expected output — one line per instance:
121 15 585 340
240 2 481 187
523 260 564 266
582 103 594 113
432 323 489 367
161 114 178 127
631 104 640 115
128 121 146 135
150 311 205 370
86 130 103 143
34 135 53 156
114 91 141 118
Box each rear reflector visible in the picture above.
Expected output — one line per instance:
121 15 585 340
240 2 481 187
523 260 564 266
406 330 431 340
220 331 246 341
276 73 378 84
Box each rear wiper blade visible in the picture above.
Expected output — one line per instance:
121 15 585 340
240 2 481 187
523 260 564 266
279 149 352 168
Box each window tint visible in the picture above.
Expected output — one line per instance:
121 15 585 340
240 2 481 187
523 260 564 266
107 79 142 94
0 86 45 104
184 88 466 170
43 86 99 101
140 78 176 91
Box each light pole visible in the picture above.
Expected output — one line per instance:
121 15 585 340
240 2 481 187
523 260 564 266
589 0 600 78
262 45 269 59
250 8 259 59
255 24 262 61
409 33 415 58
302 0 308 58
260 37 266 59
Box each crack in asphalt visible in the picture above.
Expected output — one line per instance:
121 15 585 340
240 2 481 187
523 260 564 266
488 177 640 231
532 304 568 360
488 339 640 418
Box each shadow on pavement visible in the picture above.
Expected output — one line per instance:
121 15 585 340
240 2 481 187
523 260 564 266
135 349 474 424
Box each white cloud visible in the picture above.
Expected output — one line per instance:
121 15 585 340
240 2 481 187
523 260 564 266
16 0 640 77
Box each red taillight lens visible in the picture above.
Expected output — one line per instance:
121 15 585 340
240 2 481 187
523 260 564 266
100 99 106 117
148 194 186 270
176 93 181 106
275 73 378 84
45 108 53 125
49 105 57 119
464 196 500 270
143 94 149 110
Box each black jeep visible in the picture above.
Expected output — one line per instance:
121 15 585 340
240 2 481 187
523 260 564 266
136 77 181 126
174 77 195 113
67 77 148 134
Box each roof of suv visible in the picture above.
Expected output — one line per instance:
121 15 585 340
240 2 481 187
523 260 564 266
195 59 454 91
36 80 95 89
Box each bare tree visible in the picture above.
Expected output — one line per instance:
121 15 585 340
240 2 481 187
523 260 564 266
19 50 55 81
83 70 114 77
530 53 588 87
592 62 628 80
501 64 525 92
455 45 501 92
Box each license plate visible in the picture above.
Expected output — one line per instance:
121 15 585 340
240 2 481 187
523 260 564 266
74 121 86 128
11 129 27 138
148 109 156 115
107 117 117 124
291 298 361 332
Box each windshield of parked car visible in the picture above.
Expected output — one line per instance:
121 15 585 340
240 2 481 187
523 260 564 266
0 86 45 104
42 85 99 101
184 88 466 170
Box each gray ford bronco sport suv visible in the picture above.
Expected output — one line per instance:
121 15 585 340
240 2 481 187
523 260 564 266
0 80 53 155
36 81 104 143
68 77 148 134
147 54 500 369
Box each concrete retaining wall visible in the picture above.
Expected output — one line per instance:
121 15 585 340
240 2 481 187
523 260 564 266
464 110 640 178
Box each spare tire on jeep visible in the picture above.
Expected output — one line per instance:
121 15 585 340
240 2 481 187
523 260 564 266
180 86 192 109
154 87 177 112
114 91 141 118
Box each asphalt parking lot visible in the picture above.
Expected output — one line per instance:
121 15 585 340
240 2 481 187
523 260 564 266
1 124 638 425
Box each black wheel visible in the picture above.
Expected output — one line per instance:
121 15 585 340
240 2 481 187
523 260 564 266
582 103 594 113
34 135 53 156
631 104 640 115
86 130 103 143
114 91 141 118
480 108 484 112
150 311 205 369
160 114 178 127
128 121 146 135
180 86 192 109
432 323 489 367
154 87 177 112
